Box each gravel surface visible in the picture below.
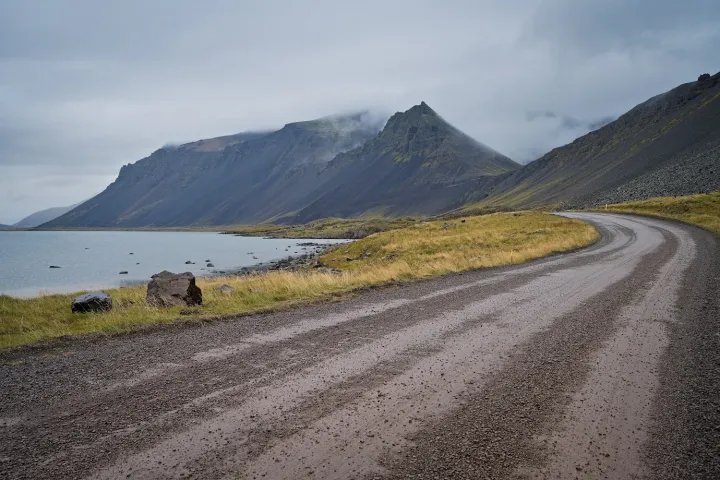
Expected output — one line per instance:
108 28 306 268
0 213 717 479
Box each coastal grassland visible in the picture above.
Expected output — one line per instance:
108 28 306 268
0 212 597 349
596 192 720 235
225 216 419 239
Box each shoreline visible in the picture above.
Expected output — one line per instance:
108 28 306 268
0 242 341 300
226 242 341 275
0 212 599 349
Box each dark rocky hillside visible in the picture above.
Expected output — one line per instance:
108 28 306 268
286 102 518 222
43 114 384 227
481 72 720 209
44 104 516 227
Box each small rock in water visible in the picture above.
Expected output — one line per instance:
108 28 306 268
252 256 258 260
207 263 215 267
119 271 128 275
129 252 134 255
136 263 140 265
71 292 112 314
49 265 61 269
217 284 234 294
185 260 193 264
205 259 211 262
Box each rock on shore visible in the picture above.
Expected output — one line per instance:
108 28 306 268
71 292 113 314
146 271 202 307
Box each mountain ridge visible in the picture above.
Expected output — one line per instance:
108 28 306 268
42 72 720 229
44 104 516 227
284 102 518 223
45 112 383 227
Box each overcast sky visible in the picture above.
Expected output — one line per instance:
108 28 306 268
1 0 718 224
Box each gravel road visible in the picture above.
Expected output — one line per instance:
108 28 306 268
1 213 718 479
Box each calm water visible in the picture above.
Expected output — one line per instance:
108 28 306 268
0 231 344 298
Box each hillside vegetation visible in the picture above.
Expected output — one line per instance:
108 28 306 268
598 192 720 235
1 212 596 349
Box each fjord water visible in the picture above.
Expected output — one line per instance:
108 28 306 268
0 231 341 298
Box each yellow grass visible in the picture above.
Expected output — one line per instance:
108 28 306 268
0 212 597 349
597 192 720 235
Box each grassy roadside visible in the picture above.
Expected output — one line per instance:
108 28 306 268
0 212 597 349
225 217 419 239
594 192 720 235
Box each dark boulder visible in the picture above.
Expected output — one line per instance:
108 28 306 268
185 260 193 265
698 73 711 83
49 265 61 269
146 271 202 307
207 263 215 267
119 271 128 275
71 292 112 314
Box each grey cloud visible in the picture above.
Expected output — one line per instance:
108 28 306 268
0 0 718 222
587 116 616 131
526 111 616 131
529 0 720 55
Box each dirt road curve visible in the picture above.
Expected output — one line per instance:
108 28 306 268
1 213 718 479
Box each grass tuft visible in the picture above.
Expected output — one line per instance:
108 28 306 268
0 212 597 349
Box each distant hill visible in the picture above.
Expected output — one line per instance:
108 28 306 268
0 224 12 229
13 202 86 228
479 72 720 209
286 102 518 223
43 105 516 227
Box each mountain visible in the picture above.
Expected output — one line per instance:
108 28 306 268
480 72 720 209
43 114 385 227
13 202 86 228
285 102 518 222
43 105 517 227
0 224 12 229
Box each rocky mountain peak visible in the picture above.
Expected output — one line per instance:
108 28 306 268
384 102 441 130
